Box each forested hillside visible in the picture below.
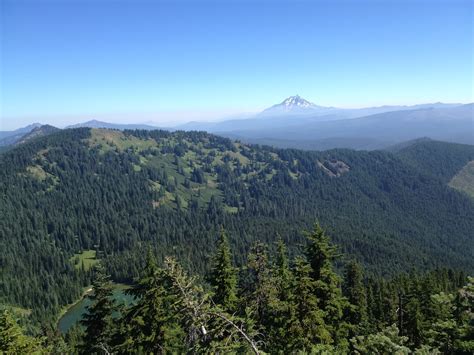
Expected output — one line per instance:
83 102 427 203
1 128 473 326
2 227 473 354
395 139 474 182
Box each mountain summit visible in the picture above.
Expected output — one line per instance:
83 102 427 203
281 95 316 108
259 95 332 116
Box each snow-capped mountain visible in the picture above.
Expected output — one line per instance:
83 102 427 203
281 95 316 108
259 95 333 116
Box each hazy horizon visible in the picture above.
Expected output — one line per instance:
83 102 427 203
1 0 473 130
1 97 472 131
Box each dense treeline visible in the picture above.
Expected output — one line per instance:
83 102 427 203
1 226 472 354
396 139 474 183
1 128 473 326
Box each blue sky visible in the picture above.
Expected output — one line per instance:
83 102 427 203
1 0 472 129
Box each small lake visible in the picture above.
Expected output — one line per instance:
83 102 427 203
58 284 134 334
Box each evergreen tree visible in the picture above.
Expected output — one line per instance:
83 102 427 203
426 292 457 353
304 223 349 345
274 237 292 302
0 310 45 354
351 324 411 354
286 257 331 350
80 264 115 354
118 251 184 353
245 241 279 330
404 296 424 348
454 276 474 353
264 237 294 352
209 228 238 311
343 261 368 336
65 324 84 354
163 257 260 353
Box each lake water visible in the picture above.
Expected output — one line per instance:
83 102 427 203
58 284 134 334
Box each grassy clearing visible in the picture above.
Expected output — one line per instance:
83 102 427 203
88 129 157 153
449 161 474 198
70 250 98 271
226 151 250 165
1 305 32 317
86 129 296 212
26 165 49 181
24 165 59 191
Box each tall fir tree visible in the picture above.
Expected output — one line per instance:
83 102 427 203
304 223 350 345
287 257 331 351
118 250 184 353
274 237 292 302
426 292 457 353
80 264 115 354
264 237 295 352
163 257 260 353
0 311 45 354
245 241 279 332
454 276 474 353
343 261 368 336
208 228 238 312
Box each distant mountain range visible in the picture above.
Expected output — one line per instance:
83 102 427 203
1 96 472 151
177 96 472 150
0 123 42 146
65 119 160 130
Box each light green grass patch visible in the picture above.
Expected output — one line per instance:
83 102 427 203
24 165 59 190
226 151 250 165
88 129 157 153
70 250 98 271
0 305 32 317
449 161 474 198
26 165 49 181
224 205 239 214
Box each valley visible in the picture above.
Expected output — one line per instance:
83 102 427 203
1 127 473 329
2 1 472 352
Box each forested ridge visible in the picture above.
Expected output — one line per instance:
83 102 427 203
395 139 474 183
1 128 473 330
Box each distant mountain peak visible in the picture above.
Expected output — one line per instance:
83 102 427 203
259 95 332 116
281 95 315 108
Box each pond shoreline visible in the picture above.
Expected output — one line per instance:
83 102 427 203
56 285 93 328
57 283 133 334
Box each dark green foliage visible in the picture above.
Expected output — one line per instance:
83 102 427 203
69 228 474 353
304 224 350 344
159 257 259 353
80 264 115 354
396 139 474 182
1 127 474 330
0 311 45 353
208 229 238 312
287 257 330 349
115 251 184 353
1 221 472 353
343 261 368 337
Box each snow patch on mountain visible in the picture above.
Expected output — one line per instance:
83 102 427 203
259 95 333 116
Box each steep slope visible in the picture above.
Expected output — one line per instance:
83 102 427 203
395 139 474 182
15 125 60 145
1 128 474 323
449 161 474 198
0 123 42 146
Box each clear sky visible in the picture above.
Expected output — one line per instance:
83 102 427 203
1 0 473 130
